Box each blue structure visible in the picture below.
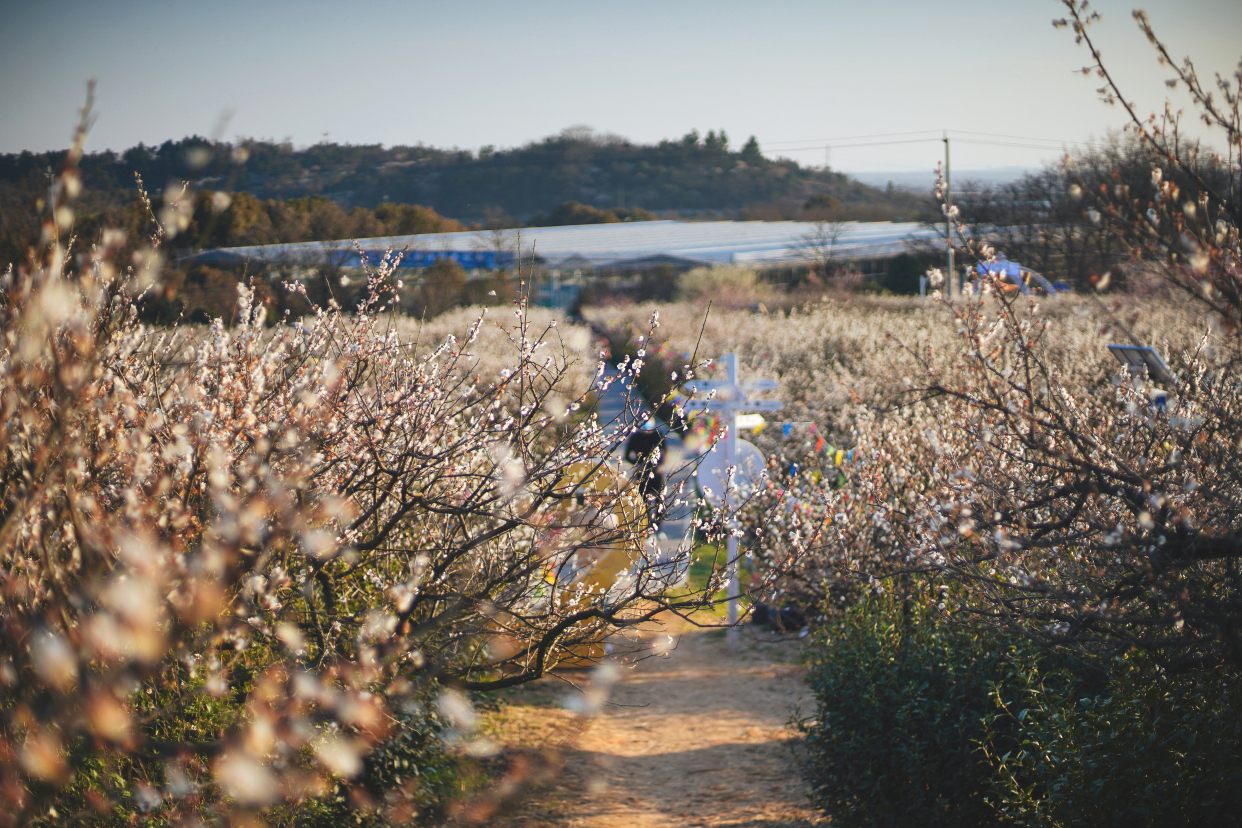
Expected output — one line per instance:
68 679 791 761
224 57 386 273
358 250 514 270
976 256 1070 295
192 247 514 270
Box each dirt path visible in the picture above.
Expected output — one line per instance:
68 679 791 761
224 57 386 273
490 622 824 828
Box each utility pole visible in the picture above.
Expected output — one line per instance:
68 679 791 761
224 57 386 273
944 132 954 299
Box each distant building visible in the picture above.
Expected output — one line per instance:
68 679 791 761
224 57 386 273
185 219 938 276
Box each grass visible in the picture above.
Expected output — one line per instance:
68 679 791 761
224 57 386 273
680 542 753 623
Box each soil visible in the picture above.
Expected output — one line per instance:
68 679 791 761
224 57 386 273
473 618 825 828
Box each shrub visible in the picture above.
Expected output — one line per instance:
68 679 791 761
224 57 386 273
802 586 1242 827
799 585 1036 828
409 256 466 318
527 201 655 227
985 654 1242 827
881 252 930 295
677 264 775 308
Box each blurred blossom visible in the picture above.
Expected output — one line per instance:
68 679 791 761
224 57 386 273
300 528 337 559
29 629 77 689
163 763 196 798
214 754 279 805
85 693 133 742
38 281 77 325
134 782 163 813
20 730 68 783
362 610 397 640
563 660 621 716
184 147 212 170
275 622 305 651
491 442 525 500
314 735 363 778
244 716 277 758
436 689 478 733
462 737 502 757
53 206 74 231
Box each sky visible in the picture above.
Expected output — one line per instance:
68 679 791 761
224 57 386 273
1 0 1239 174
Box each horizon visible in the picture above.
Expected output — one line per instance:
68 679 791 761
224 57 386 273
3 126 1046 180
0 124 1050 200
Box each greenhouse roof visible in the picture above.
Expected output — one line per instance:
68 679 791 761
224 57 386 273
188 219 938 270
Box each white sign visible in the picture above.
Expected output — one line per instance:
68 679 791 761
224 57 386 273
735 413 766 429
683 378 778 394
692 399 785 413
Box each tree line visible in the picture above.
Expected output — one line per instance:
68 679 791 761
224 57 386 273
915 130 1239 290
0 125 930 237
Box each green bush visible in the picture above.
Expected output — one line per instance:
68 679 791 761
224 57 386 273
527 200 656 227
28 658 464 827
801 585 1242 827
287 706 463 827
882 252 931 295
986 653 1242 827
799 586 1036 827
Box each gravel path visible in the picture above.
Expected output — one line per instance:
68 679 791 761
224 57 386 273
489 622 824 828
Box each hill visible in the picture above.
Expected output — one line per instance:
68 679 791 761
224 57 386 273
0 127 931 229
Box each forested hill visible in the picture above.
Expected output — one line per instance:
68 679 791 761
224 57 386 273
0 128 929 225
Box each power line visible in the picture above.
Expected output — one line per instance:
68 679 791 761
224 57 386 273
760 130 1093 153
770 138 941 152
954 138 1078 151
760 130 940 147
950 129 1094 148
817 137 946 149
768 138 1079 156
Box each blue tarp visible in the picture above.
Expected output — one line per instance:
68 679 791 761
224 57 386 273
977 261 1021 278
185 248 515 270
975 260 1069 294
